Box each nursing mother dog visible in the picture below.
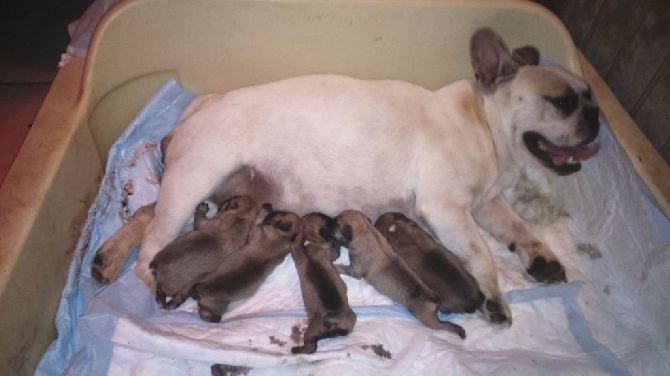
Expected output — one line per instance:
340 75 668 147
92 28 600 326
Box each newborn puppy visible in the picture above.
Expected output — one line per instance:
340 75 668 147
291 213 356 354
169 205 300 323
149 195 258 309
375 212 484 315
334 210 465 339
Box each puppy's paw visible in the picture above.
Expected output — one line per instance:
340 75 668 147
482 297 512 327
91 243 128 285
198 307 222 323
527 256 566 284
291 342 317 354
196 202 210 213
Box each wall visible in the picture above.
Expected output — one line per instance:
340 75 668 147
536 0 670 165
0 0 94 67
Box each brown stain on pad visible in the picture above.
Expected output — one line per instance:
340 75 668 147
361 344 392 360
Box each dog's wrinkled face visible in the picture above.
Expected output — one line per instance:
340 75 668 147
508 66 600 175
471 28 600 176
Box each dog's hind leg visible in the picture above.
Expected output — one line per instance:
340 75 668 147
92 203 156 284
474 196 566 283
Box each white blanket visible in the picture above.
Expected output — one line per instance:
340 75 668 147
37 80 670 375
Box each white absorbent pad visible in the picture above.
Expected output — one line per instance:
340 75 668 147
36 80 670 375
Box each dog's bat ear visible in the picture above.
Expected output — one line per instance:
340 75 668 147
512 46 540 66
470 28 519 88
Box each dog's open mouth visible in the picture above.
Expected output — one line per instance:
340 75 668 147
523 132 600 175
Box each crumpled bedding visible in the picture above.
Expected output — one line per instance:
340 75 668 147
59 0 121 67
36 80 670 375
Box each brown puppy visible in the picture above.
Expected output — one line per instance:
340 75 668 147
169 206 300 323
149 195 259 309
375 212 484 315
291 213 356 354
334 210 465 339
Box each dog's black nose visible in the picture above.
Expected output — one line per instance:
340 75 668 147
580 107 600 144
584 107 599 126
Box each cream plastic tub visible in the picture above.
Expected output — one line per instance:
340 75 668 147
1 0 668 374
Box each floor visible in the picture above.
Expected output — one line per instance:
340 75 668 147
0 65 57 185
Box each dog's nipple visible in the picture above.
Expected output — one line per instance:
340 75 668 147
389 225 396 232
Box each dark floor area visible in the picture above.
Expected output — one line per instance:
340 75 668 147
0 0 94 184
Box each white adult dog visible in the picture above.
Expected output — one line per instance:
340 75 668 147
92 28 600 326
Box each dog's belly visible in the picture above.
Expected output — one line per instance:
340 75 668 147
219 163 416 219
168 75 492 218
267 170 415 219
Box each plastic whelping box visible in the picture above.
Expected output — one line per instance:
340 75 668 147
0 0 579 374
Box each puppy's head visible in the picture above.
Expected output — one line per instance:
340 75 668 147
471 28 600 176
297 213 341 262
259 209 300 245
374 212 412 231
218 195 258 216
333 210 373 247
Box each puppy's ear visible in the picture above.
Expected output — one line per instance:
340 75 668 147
219 197 233 211
512 46 540 66
333 224 353 246
255 204 273 225
274 220 294 232
470 28 519 88
392 212 411 222
319 215 339 242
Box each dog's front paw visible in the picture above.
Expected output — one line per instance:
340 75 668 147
91 243 127 285
527 256 566 284
482 297 512 327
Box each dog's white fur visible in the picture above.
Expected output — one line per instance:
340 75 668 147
97 29 600 326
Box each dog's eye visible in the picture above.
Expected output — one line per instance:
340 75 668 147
545 93 578 116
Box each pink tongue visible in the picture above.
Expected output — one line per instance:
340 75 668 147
540 140 600 166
